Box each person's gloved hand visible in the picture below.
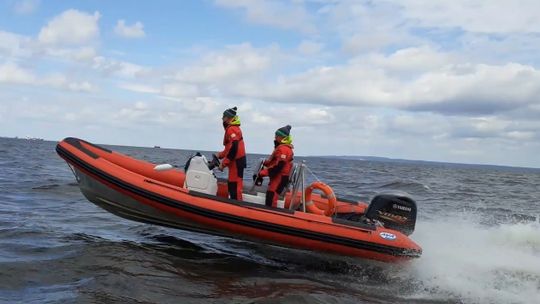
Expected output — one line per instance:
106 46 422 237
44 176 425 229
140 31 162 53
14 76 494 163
207 154 220 170
252 173 264 186
259 169 268 177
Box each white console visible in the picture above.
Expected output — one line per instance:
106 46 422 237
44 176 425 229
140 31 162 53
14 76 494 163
184 155 218 195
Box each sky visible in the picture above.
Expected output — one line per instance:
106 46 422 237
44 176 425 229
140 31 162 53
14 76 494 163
1 0 539 168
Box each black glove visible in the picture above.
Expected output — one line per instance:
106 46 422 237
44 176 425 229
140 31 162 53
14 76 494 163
207 154 221 170
255 176 263 186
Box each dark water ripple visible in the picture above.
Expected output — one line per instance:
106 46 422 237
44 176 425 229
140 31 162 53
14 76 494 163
1 137 539 303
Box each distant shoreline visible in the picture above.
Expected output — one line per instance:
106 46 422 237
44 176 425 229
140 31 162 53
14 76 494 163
308 155 540 172
1 136 539 171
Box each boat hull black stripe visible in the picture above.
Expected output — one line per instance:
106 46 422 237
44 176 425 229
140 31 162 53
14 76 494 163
332 217 376 230
64 137 100 159
56 144 420 257
65 137 112 154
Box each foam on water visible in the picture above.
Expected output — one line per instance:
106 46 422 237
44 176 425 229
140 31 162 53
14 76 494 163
405 212 540 303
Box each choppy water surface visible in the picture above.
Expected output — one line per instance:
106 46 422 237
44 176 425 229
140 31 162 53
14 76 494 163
1 137 539 304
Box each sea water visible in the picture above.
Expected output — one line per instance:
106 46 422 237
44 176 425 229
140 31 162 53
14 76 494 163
0 137 539 303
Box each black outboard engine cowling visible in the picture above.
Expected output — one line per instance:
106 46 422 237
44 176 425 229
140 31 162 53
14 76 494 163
365 194 417 235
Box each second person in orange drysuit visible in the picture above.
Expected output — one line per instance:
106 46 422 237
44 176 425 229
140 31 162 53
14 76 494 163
258 125 294 207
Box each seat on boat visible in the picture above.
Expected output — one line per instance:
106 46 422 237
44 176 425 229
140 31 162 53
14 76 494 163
183 154 218 196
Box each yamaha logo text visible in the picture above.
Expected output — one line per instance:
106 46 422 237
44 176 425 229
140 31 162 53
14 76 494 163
393 204 412 212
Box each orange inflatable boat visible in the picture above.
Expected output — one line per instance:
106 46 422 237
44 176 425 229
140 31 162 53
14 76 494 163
56 137 422 262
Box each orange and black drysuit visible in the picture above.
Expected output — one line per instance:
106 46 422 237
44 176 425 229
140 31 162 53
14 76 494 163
259 143 294 207
218 119 246 200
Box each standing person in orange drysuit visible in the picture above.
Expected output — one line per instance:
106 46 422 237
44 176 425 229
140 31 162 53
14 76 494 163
258 125 294 207
217 106 247 200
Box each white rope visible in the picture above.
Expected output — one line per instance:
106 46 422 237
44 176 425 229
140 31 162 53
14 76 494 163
304 165 322 182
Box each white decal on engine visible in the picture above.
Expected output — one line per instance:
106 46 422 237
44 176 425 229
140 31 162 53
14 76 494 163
379 232 397 240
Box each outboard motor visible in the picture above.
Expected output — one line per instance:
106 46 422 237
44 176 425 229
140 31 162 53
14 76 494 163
365 194 417 235
183 153 218 195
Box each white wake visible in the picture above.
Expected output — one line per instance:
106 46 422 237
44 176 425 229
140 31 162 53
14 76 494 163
405 213 540 303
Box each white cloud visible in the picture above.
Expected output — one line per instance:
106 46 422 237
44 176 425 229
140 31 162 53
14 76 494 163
302 108 334 125
0 30 32 57
355 46 454 73
249 111 277 126
92 56 146 78
504 131 535 140
161 83 200 98
40 73 95 92
69 47 97 61
38 9 101 45
109 97 222 128
174 43 273 84
285 107 539 166
385 113 448 137
44 46 98 63
66 81 94 92
0 62 35 84
297 40 323 56
114 103 149 121
457 32 540 66
394 0 540 33
449 116 510 139
317 1 540 57
342 33 402 54
405 63 540 114
226 48 540 116
0 62 94 92
114 20 146 38
245 105 334 129
118 82 160 94
13 0 40 14
321 1 421 53
0 28 99 65
2 1 540 167
471 117 509 134
215 0 316 34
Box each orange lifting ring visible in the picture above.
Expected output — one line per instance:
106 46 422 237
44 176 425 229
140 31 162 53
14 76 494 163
304 181 336 216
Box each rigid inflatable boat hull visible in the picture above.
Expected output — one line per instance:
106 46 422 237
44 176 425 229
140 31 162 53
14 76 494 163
57 137 422 262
